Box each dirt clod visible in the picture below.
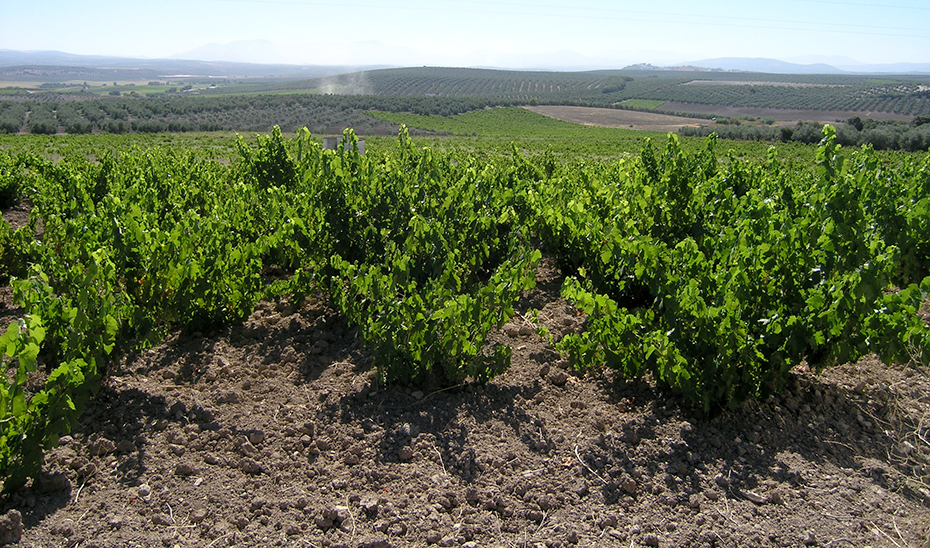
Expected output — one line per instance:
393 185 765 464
0 510 22 545
238 458 261 474
548 369 569 386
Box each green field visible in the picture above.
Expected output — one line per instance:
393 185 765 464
620 99 667 110
364 106 883 166
368 106 652 138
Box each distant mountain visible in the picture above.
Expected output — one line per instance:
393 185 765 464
172 40 281 65
172 40 620 71
0 49 149 69
685 57 844 74
784 55 930 74
443 49 623 71
622 63 725 72
685 57 930 75
835 62 930 74
0 49 381 80
785 54 862 67
2 49 927 78
172 39 410 68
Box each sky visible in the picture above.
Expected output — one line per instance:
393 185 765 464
2 0 929 69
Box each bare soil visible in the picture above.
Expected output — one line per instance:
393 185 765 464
523 106 711 133
0 203 32 232
2 255 930 548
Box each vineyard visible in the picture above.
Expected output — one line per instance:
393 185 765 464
0 126 929 545
264 68 930 116
0 95 449 136
4 67 930 145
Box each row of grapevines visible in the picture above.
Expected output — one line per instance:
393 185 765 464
526 127 930 411
300 128 540 385
0 130 315 491
0 126 543 490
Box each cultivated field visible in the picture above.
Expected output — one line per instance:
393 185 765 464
523 105 711 132
658 102 915 125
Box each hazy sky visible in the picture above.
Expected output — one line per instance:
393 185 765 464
2 0 929 68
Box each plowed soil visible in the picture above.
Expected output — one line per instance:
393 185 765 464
2 254 930 548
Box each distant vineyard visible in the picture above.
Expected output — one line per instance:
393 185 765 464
0 94 520 135
302 68 930 117
1 67 929 138
633 78 930 116
358 67 613 99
